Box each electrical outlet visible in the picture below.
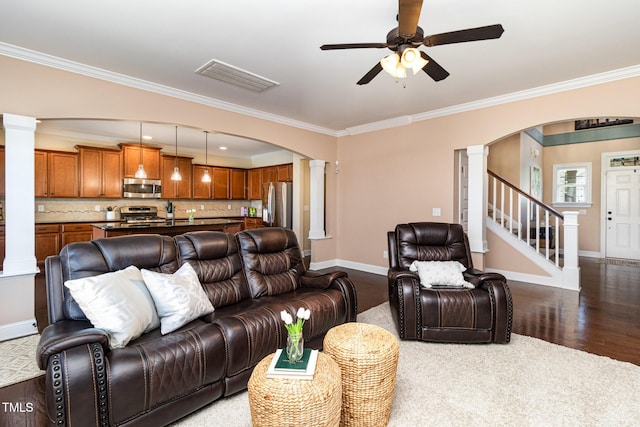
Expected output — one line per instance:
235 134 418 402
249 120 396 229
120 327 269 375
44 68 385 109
432 207 441 217
383 250 388 259
94 205 101 212
227 204 232 210
38 205 45 212
200 205 205 210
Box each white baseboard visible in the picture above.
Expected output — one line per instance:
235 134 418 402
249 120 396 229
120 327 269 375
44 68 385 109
0 319 37 342
309 259 339 271
309 258 387 276
578 250 600 258
484 268 560 288
336 260 387 276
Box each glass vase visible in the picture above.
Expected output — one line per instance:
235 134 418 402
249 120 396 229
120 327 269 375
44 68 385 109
286 332 304 363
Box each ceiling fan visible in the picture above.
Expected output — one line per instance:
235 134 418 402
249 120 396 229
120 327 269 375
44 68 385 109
320 0 504 85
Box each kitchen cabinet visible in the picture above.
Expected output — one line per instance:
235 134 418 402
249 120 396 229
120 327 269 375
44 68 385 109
61 223 94 246
121 143 161 179
77 146 122 198
192 165 212 199
35 150 78 198
35 224 61 266
212 167 230 199
262 166 277 184
161 155 193 199
247 168 262 200
277 164 293 182
230 169 247 200
243 217 263 230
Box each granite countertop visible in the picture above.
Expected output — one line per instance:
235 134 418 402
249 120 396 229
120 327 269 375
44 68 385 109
91 218 243 230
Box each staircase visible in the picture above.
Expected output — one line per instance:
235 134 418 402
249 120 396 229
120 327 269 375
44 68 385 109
487 170 580 291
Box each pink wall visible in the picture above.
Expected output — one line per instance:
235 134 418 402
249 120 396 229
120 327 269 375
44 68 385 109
336 77 640 269
2 54 640 272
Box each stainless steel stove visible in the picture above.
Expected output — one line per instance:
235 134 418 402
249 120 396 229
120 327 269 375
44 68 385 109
120 206 165 224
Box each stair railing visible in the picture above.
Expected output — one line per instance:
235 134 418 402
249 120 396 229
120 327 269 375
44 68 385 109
488 170 564 267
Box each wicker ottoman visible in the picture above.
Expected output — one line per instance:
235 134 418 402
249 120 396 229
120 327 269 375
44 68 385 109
324 323 400 427
248 351 342 427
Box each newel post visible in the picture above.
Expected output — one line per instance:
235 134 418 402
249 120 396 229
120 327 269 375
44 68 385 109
562 211 581 291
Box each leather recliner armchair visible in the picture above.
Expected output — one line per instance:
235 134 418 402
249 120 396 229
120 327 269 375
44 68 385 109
387 222 513 343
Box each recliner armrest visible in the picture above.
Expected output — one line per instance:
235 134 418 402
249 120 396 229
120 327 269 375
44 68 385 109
464 268 507 287
300 270 347 289
387 268 419 282
37 320 110 369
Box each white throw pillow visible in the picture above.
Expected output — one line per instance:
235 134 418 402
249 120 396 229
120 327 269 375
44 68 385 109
409 260 474 289
141 263 215 335
64 265 160 349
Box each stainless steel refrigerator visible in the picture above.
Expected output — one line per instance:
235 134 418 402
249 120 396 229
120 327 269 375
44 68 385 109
262 182 293 228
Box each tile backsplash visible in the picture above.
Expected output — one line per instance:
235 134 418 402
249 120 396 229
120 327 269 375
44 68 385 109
34 199 262 223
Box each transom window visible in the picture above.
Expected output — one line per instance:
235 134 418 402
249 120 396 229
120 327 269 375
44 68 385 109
552 163 592 207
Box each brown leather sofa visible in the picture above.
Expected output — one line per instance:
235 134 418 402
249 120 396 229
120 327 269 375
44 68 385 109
37 228 357 426
387 222 512 344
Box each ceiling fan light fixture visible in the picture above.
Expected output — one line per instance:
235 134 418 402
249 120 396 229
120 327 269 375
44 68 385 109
401 48 428 74
380 53 406 79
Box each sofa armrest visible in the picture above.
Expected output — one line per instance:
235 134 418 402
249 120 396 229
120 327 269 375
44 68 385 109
301 270 357 322
37 320 110 370
300 270 347 289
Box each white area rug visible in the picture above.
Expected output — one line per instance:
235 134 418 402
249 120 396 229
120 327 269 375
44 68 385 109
0 333 42 387
175 302 640 426
2 304 639 426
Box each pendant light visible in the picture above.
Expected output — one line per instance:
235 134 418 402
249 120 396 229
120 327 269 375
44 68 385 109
170 125 182 181
201 131 211 183
134 122 147 178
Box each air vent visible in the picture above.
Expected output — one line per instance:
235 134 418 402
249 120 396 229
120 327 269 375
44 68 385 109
196 59 279 92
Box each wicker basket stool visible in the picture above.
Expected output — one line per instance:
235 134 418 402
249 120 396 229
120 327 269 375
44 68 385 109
323 323 400 427
248 351 342 427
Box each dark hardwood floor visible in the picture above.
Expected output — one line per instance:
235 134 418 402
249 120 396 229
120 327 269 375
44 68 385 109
327 257 640 366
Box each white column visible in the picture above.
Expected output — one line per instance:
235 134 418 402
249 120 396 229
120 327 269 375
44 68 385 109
466 145 488 253
291 153 303 243
308 160 326 239
0 113 38 340
562 211 581 291
2 114 37 275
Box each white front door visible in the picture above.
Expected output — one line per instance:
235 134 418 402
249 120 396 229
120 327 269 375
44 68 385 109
606 168 640 260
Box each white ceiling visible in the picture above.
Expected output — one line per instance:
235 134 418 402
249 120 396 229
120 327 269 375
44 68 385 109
2 0 640 151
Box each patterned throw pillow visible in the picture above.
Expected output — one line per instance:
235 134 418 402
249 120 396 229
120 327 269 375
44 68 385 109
141 263 215 334
409 260 474 289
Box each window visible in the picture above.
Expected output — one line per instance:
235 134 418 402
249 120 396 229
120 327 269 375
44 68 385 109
552 163 592 207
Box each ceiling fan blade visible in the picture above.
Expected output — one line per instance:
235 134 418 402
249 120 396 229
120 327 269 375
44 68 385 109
424 24 505 47
320 43 389 50
420 51 449 81
357 63 383 85
398 0 423 37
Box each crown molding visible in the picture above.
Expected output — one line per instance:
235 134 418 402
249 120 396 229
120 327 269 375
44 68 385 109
3 42 640 139
0 42 339 137
342 64 640 136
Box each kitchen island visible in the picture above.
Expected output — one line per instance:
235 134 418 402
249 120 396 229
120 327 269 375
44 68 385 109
91 218 244 238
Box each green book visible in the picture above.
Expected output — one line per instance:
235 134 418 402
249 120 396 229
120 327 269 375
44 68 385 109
274 348 312 371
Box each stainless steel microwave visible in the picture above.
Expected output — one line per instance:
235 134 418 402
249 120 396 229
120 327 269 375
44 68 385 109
123 178 162 198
